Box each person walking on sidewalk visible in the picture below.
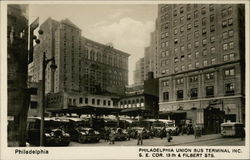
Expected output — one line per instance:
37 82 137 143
137 129 143 145
166 130 172 142
109 128 116 144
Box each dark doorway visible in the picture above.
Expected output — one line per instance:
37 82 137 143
204 106 225 134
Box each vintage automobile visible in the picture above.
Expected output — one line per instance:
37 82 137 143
221 121 244 137
114 128 129 141
130 127 151 139
158 119 179 136
26 117 70 146
56 117 101 143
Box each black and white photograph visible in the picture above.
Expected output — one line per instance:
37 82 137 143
1 0 249 159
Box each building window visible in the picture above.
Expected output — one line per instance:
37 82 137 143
30 88 38 95
195 62 199 68
209 4 214 11
224 68 235 77
190 75 198 82
202 28 207 35
177 90 184 100
85 98 88 104
221 9 228 18
202 18 207 26
223 55 229 62
174 57 178 63
210 14 215 22
92 99 95 105
223 31 228 39
163 92 169 101
180 26 185 33
211 58 216 64
206 86 214 97
181 65 185 71
174 9 177 16
79 97 83 104
30 101 38 109
203 60 208 66
174 28 178 35
202 39 207 45
211 47 215 54
205 72 214 80
187 13 191 20
195 51 199 58
187 23 192 30
229 53 235 60
181 55 185 61
174 67 178 72
210 25 215 32
180 45 185 52
180 16 184 23
225 83 235 95
190 88 198 98
194 31 199 37
194 10 199 18
229 42 234 49
163 80 169 87
103 100 106 106
108 100 111 106
203 49 208 56
229 30 234 37
223 43 228 50
174 48 178 54
195 41 199 47
222 20 227 27
201 7 206 14
188 63 192 69
180 7 184 14
194 20 199 27
174 38 178 44
97 99 100 105
228 18 233 25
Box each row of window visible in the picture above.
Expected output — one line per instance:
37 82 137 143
163 82 235 101
68 97 112 106
120 99 145 108
162 68 235 85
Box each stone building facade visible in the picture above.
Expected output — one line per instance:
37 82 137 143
157 4 245 128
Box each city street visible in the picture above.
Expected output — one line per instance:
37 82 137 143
69 134 245 146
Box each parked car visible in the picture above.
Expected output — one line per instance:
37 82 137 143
114 128 129 141
26 117 70 146
72 127 100 143
130 127 151 139
56 117 100 143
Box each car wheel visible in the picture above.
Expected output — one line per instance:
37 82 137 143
78 135 86 143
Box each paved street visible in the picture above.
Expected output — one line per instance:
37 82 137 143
69 134 245 146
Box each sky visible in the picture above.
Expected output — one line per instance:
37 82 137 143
29 4 158 85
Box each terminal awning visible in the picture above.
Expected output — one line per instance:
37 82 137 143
120 108 152 116
47 105 122 116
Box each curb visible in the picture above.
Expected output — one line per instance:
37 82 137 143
167 136 221 146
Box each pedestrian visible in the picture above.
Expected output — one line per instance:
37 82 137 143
137 130 143 145
127 127 131 140
109 128 115 144
166 130 172 142
239 127 245 141
105 128 110 142
160 127 165 139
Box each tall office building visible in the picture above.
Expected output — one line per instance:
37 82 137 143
157 4 245 132
31 18 129 96
133 57 145 85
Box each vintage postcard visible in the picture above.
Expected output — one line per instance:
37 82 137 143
0 0 249 159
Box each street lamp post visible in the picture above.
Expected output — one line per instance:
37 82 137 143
40 52 57 146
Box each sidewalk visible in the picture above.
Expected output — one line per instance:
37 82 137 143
168 134 221 146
